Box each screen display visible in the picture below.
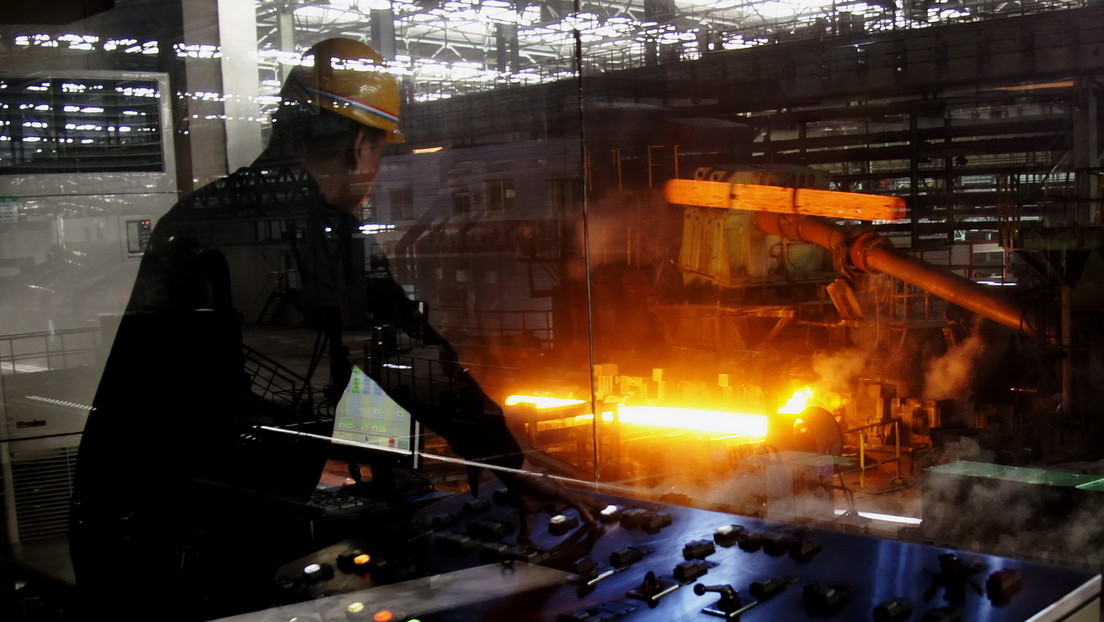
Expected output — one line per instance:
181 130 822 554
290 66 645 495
332 365 414 453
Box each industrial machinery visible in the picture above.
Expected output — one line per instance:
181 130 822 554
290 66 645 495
361 119 1098 570
218 483 1101 622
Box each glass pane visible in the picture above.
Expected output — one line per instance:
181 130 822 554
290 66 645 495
4 1 1104 620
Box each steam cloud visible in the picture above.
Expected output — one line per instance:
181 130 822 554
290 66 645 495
811 347 870 396
924 319 986 401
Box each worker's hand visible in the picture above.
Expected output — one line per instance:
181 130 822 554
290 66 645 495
494 471 602 541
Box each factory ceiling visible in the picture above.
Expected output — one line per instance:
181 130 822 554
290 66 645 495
253 0 1086 103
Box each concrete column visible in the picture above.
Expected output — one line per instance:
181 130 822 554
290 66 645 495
371 8 397 60
495 23 519 73
179 0 262 186
217 0 263 171
1073 76 1100 225
180 0 227 188
277 4 296 83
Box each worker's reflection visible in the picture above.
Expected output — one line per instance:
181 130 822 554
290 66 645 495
70 38 593 621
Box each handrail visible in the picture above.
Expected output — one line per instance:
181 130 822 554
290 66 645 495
242 344 314 420
843 419 903 489
0 326 103 375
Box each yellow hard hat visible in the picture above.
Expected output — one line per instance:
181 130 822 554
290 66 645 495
284 38 404 143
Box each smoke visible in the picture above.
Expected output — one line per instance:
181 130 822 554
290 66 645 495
923 319 986 401
934 434 993 464
921 455 1104 568
811 347 870 395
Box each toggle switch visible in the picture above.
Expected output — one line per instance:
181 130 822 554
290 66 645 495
573 556 598 578
435 532 479 556
641 511 673 534
620 508 648 529
986 569 1022 603
873 598 912 622
430 512 457 528
337 550 373 574
713 524 747 548
673 559 709 583
802 582 852 615
921 606 961 622
462 498 491 514
790 539 822 561
466 517 514 540
737 531 764 553
302 562 334 583
549 513 580 535
610 546 644 567
558 601 637 622
761 533 793 557
599 505 622 523
750 577 789 600
683 539 717 560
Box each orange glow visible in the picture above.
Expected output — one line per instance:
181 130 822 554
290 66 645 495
373 610 395 622
990 80 1074 92
777 386 815 414
353 553 371 566
616 406 768 437
505 395 587 409
572 412 616 422
665 179 906 221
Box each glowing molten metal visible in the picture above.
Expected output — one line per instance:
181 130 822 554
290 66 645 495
615 406 768 437
507 387 820 439
504 395 587 409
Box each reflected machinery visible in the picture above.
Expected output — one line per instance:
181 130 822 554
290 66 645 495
368 113 1073 526
235 115 1104 622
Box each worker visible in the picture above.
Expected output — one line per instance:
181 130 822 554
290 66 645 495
69 38 594 621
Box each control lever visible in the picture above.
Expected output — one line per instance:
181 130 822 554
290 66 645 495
694 583 758 619
627 571 680 607
571 556 616 587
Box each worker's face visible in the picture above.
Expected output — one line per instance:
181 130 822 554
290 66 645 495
310 128 385 213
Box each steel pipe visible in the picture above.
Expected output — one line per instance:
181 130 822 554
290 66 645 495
753 212 1040 339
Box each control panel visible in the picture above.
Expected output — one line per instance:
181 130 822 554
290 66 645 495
228 486 1101 622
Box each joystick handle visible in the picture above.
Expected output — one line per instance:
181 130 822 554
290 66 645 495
694 583 741 611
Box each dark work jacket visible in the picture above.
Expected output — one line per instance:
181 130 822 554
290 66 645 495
70 161 522 620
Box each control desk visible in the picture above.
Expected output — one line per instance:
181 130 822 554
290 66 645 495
217 485 1101 622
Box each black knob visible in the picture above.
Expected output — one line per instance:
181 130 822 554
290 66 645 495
639 571 662 597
